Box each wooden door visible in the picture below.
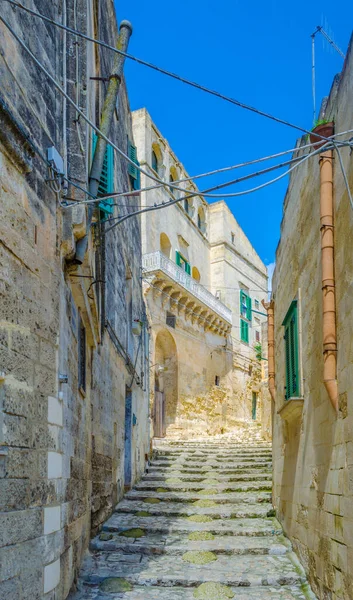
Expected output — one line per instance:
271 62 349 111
154 391 166 438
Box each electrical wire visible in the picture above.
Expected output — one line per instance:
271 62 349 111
3 0 342 142
3 12 352 225
105 139 340 233
333 143 353 212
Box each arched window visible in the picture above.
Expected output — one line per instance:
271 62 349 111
197 206 206 234
152 150 158 173
160 233 172 259
192 266 201 282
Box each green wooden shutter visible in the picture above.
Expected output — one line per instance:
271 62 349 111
92 134 114 215
240 319 249 343
246 296 252 321
128 140 140 190
185 262 191 275
176 251 181 266
284 303 300 399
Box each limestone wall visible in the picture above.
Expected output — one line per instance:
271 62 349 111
0 2 149 598
272 34 353 600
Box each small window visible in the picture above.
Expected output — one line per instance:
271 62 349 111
176 250 191 275
152 150 158 173
231 232 235 244
92 133 114 214
184 198 189 213
240 319 249 343
215 376 220 386
283 301 300 400
166 312 176 328
255 330 260 342
240 290 252 321
78 316 86 394
128 139 140 190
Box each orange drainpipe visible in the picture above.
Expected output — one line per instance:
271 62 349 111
319 149 338 412
262 299 275 402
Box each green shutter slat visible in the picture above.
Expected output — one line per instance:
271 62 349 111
185 262 191 275
284 303 300 399
128 140 138 180
176 251 181 266
240 319 249 343
92 133 114 215
247 296 252 321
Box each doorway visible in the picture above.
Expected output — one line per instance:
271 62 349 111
153 329 178 438
252 392 257 420
124 387 132 489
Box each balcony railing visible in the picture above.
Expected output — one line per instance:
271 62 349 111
142 251 232 324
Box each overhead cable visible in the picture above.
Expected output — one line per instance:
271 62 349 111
2 0 339 141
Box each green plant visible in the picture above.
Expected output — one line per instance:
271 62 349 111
254 343 262 361
311 118 331 130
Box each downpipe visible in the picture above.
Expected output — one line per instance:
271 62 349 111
262 299 275 402
319 149 338 412
73 20 133 264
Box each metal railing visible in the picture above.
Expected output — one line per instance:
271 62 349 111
142 251 232 323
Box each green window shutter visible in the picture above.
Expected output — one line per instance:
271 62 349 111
176 251 181 266
283 302 300 399
128 139 140 190
246 296 252 321
92 134 114 215
240 319 249 343
185 262 191 275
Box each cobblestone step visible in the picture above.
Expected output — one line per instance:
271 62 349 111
116 500 274 518
124 490 272 503
72 583 316 599
103 514 283 537
71 431 315 600
90 532 291 555
142 472 272 482
77 551 306 588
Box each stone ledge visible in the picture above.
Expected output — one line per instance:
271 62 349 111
277 398 304 422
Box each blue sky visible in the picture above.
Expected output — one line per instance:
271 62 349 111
115 0 351 267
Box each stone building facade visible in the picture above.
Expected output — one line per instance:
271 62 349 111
0 2 149 598
271 34 353 600
133 108 268 437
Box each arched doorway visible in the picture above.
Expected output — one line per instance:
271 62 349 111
153 329 178 438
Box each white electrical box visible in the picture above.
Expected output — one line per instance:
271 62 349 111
47 146 64 175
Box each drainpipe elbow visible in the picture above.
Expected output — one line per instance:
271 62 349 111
324 378 339 412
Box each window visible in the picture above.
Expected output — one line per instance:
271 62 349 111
240 319 249 343
176 250 191 274
152 150 158 173
215 376 220 386
231 232 235 244
92 133 114 214
184 198 190 213
256 330 260 342
240 290 252 321
283 301 300 399
166 312 176 328
192 266 201 282
197 207 206 234
160 233 172 258
78 316 86 394
127 139 140 190
255 299 259 309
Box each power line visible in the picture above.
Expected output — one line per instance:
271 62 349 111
3 13 352 230
105 139 343 233
3 0 340 142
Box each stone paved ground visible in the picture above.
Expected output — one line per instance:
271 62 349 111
70 426 316 599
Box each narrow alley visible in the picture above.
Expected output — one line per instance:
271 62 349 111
71 424 315 599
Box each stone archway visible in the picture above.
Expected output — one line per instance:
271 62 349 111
153 329 178 438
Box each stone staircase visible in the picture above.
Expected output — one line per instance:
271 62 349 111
71 431 316 599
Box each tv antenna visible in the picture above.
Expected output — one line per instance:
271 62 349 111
311 26 345 123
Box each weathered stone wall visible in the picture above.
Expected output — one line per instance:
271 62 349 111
0 1 149 598
272 34 353 600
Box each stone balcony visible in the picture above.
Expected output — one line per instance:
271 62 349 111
142 251 232 336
